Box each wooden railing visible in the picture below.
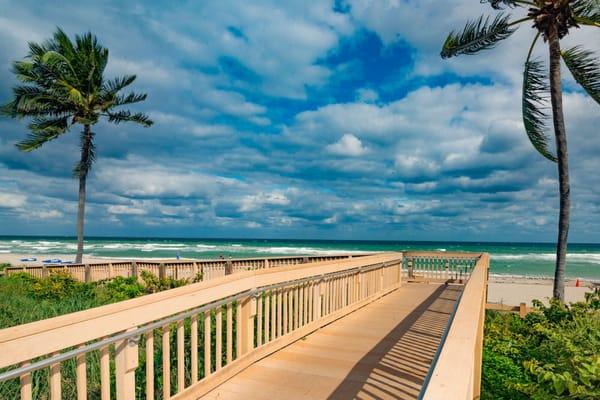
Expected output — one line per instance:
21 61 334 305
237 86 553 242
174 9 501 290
0 253 402 400
419 253 489 400
4 254 369 282
403 251 480 281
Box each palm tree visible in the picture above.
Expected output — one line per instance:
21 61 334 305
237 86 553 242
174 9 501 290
441 1 599 301
1 28 153 263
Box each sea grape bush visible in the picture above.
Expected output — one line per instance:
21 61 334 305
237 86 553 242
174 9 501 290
483 289 600 399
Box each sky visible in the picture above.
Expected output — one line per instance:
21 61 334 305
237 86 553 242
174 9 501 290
0 0 599 242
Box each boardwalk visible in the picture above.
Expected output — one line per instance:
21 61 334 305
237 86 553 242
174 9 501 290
199 282 463 400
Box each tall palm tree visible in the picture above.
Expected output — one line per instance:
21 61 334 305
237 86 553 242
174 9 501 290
441 1 599 301
1 28 153 263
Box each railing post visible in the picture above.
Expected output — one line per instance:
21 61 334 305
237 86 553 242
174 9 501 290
302 256 309 264
131 261 138 279
314 282 322 319
408 257 413 279
108 263 114 279
42 265 48 278
225 260 232 275
264 258 269 269
192 261 198 278
519 302 527 318
159 263 166 280
240 295 257 355
115 331 139 400
84 264 91 283
445 259 450 280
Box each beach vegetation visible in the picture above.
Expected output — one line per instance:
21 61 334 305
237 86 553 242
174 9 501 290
0 270 235 399
482 289 600 399
0 28 153 264
442 0 600 301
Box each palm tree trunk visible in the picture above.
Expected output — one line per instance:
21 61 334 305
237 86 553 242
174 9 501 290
548 27 570 302
75 125 92 264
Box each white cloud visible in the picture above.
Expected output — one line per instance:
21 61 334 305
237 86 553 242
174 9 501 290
0 192 26 208
326 134 369 156
239 191 290 212
107 205 147 215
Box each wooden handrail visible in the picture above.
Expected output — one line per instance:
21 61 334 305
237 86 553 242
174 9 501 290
0 253 399 368
4 253 370 282
420 253 489 400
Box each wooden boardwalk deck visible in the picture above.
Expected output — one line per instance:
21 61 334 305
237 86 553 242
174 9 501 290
198 282 463 400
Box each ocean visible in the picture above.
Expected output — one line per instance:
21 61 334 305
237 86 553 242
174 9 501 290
1 236 599 280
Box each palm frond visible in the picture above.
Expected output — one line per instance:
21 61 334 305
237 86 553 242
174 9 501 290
441 13 516 58
562 46 600 105
106 110 153 127
522 59 557 162
102 75 136 94
572 0 600 26
16 116 70 151
4 86 72 118
114 92 147 106
481 0 523 10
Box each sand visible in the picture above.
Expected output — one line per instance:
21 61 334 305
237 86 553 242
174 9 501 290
487 282 592 306
0 253 127 266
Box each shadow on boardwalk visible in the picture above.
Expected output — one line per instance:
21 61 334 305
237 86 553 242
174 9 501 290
327 284 462 400
199 283 462 400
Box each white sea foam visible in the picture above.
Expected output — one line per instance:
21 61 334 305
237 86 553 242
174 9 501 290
492 253 600 264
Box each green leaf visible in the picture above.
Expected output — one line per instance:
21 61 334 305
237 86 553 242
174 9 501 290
553 375 566 395
106 110 153 127
114 92 147 106
16 117 70 151
441 13 516 58
102 75 136 93
572 0 600 26
522 59 557 162
562 46 600 106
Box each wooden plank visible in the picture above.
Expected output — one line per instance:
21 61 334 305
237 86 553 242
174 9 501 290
226 303 233 364
162 326 170 400
216 306 223 370
257 296 263 346
270 291 276 339
20 363 31 400
145 333 154 400
263 294 270 344
49 355 62 400
177 320 185 392
76 350 86 400
204 310 211 377
282 289 288 335
190 315 198 383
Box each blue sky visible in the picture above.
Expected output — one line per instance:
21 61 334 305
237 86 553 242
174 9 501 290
0 0 599 242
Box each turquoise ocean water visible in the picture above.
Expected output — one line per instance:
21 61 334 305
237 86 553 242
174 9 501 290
1 237 599 280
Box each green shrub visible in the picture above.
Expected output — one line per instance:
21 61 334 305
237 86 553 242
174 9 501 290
93 276 145 302
483 289 600 399
140 270 188 293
